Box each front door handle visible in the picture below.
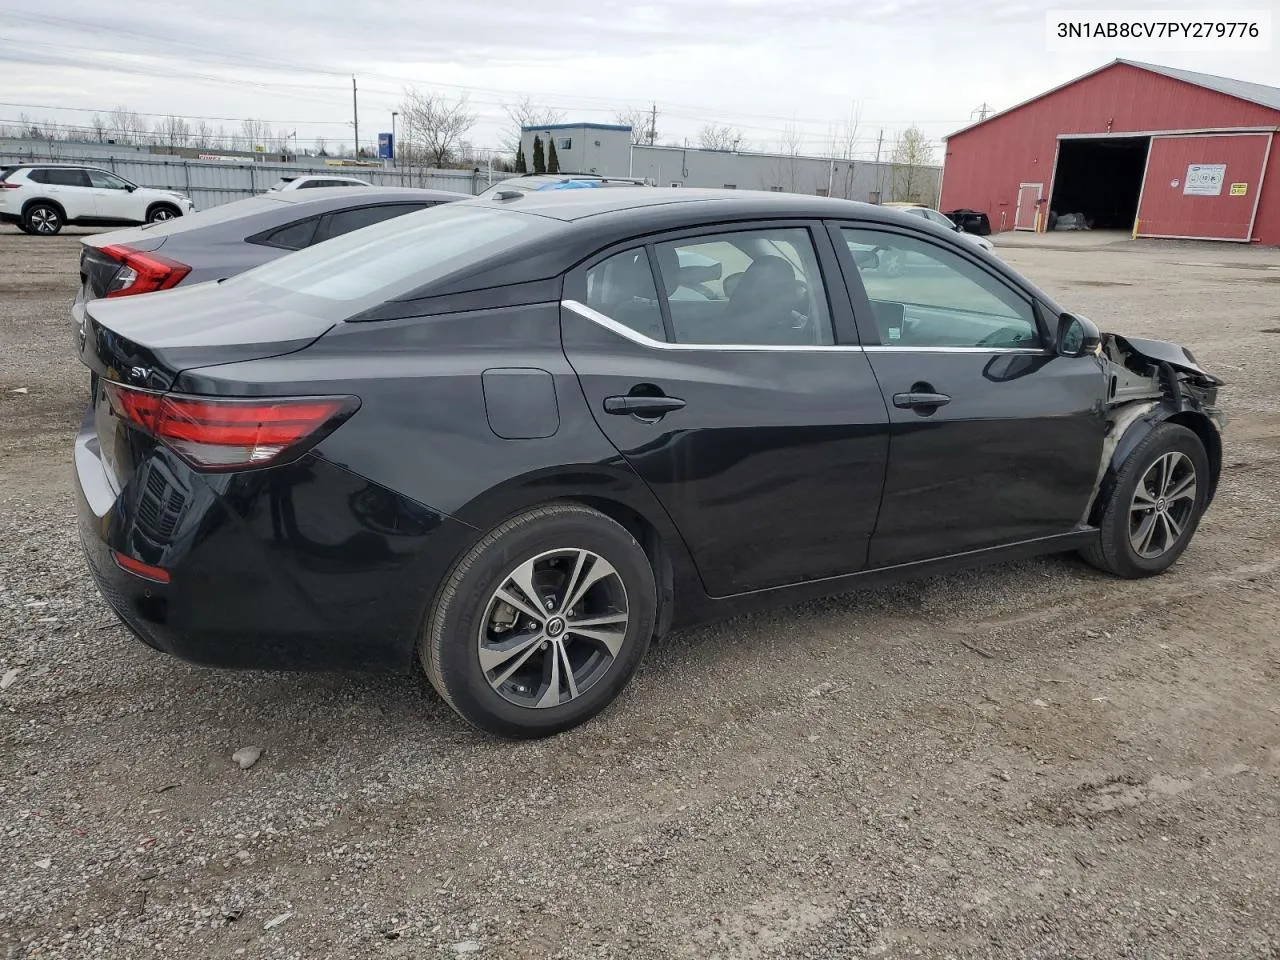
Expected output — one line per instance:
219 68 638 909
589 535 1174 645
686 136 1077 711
892 391 951 409
604 395 686 417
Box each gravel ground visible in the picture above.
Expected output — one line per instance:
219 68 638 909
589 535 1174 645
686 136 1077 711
1 225 1278 960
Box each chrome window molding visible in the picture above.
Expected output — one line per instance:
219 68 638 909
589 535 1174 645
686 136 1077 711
562 300 1050 356
561 300 863 353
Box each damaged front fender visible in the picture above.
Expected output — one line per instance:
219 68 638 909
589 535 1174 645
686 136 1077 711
1081 333 1225 525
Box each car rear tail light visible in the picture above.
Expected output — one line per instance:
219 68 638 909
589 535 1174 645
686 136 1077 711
103 382 359 471
112 551 170 584
99 244 191 298
0 182 20 189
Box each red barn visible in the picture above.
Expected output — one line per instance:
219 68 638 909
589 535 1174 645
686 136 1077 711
940 60 1280 244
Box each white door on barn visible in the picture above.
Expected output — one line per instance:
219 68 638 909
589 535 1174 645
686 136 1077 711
1014 182 1042 231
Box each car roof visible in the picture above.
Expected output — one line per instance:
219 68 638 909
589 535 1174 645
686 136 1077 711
81 186 465 249
462 187 891 224
8 162 102 169
269 186 455 204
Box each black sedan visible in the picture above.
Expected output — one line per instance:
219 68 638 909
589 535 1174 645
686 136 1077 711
74 189 1225 738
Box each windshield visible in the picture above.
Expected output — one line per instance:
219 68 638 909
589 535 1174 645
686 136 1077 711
233 201 557 313
139 194 286 232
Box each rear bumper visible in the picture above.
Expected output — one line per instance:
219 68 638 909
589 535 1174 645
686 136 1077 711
74 409 479 673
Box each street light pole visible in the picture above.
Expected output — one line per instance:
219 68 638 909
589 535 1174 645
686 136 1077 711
391 111 398 172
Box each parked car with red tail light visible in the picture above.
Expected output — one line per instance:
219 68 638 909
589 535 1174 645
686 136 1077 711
72 186 461 335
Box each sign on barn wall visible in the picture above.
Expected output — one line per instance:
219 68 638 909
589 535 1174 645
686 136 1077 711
1183 163 1226 196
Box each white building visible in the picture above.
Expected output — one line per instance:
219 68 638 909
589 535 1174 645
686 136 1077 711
519 124 941 203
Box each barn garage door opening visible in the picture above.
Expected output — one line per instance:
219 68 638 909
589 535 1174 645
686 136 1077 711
1049 137 1150 230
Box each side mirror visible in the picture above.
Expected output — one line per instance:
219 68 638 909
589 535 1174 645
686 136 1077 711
126 184 136 192
1056 312 1101 358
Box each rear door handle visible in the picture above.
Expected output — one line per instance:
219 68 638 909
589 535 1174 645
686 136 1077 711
892 391 951 409
604 395 686 417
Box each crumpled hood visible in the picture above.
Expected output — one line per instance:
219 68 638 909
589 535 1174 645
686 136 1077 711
1110 334 1224 386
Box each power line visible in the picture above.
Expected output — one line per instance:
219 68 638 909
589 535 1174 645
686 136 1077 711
0 100 355 127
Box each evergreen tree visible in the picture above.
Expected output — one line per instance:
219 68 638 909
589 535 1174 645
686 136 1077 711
514 143 527 173
532 135 546 174
547 137 560 174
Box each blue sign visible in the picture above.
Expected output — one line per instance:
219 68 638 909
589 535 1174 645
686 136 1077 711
377 132 394 160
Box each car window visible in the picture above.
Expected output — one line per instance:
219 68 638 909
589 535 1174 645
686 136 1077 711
316 203 429 243
259 217 320 250
924 209 955 228
236 204 558 313
842 227 1039 349
29 168 89 187
87 170 131 190
584 248 665 342
652 228 834 346
50 169 91 187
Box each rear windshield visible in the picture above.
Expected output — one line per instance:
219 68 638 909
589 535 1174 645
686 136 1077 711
233 202 555 311
139 194 288 233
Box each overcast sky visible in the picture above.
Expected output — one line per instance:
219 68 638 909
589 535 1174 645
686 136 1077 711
1 0 1277 159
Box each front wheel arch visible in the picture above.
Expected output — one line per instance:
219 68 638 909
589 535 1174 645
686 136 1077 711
1090 407 1222 527
146 202 182 222
1166 411 1222 506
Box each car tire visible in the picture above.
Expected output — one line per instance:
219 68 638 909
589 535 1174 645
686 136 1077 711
24 203 62 236
1080 423 1210 579
146 204 180 224
421 502 656 738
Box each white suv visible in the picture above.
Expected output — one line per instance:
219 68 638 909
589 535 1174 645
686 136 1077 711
268 175 372 191
0 165 195 236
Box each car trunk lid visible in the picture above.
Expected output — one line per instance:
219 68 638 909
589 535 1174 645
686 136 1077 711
80 280 336 491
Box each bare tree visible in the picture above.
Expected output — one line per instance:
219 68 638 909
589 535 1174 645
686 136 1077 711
616 106 658 145
89 113 107 143
398 89 478 168
891 126 934 203
827 101 862 199
155 115 191 151
313 136 329 157
239 118 272 153
106 105 146 145
191 121 213 150
696 123 745 152
501 95 563 162
762 119 803 192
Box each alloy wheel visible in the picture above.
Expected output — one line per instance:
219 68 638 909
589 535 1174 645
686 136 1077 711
150 208 175 222
478 548 629 709
29 208 58 234
1129 451 1197 559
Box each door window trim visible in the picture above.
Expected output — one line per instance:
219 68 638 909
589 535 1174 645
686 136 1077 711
825 220 1054 350
562 299 868 353
564 219 861 349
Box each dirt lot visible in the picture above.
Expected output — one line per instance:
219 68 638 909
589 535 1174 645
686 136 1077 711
1 224 1278 960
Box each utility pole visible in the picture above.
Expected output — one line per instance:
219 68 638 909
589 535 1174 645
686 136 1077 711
648 101 657 145
352 76 359 158
874 129 885 203
972 102 992 121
